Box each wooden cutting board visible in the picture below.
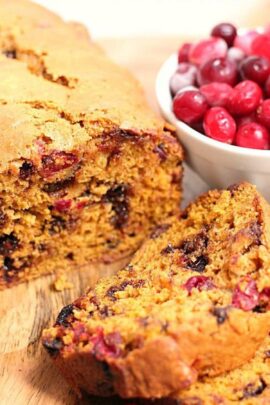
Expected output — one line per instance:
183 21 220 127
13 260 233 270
0 37 207 405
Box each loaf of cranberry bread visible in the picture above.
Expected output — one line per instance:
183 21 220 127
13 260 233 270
0 0 183 288
42 183 270 399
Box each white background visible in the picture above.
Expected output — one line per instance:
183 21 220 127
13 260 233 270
35 0 270 39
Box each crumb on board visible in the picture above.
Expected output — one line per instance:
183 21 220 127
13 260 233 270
52 275 74 291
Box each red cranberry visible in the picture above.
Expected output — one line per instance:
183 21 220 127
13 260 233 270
191 121 205 134
252 34 270 61
189 37 227 66
197 57 237 86
200 82 233 107
211 23 237 47
178 43 192 63
184 276 215 295
203 107 236 144
257 100 270 129
236 113 257 127
232 278 259 311
265 75 270 98
72 322 90 344
227 80 262 116
172 90 208 125
170 63 197 96
233 30 260 55
54 199 72 212
240 56 270 85
41 151 79 177
76 201 87 210
227 46 245 64
91 328 122 360
235 122 269 149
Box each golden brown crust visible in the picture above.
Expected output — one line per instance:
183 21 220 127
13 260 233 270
0 0 172 171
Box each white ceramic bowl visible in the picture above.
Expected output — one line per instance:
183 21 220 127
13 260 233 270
156 53 270 200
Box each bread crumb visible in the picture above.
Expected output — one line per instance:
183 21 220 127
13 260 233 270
53 275 73 291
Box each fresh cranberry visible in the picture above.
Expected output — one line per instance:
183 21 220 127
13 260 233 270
233 30 260 55
235 122 269 149
191 121 205 134
257 99 270 129
197 57 237 86
265 75 270 98
189 37 227 66
211 23 237 47
172 90 208 124
232 279 259 311
227 80 262 116
178 43 192 63
169 63 197 96
184 276 215 295
203 107 236 144
41 151 79 177
54 199 72 212
240 56 270 85
236 113 257 127
200 82 233 107
252 34 270 60
227 46 245 64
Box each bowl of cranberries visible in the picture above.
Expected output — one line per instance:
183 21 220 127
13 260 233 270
156 22 270 198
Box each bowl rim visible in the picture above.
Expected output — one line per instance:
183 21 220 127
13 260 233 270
156 52 270 158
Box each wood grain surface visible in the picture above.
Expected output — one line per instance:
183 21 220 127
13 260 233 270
0 37 187 405
0 258 133 405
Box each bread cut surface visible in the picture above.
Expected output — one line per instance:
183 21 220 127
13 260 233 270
177 332 270 405
42 183 270 399
66 333 270 404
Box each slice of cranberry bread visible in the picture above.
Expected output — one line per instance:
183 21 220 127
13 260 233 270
42 183 270 399
71 333 270 404
176 332 270 405
85 334 270 404
0 0 183 288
